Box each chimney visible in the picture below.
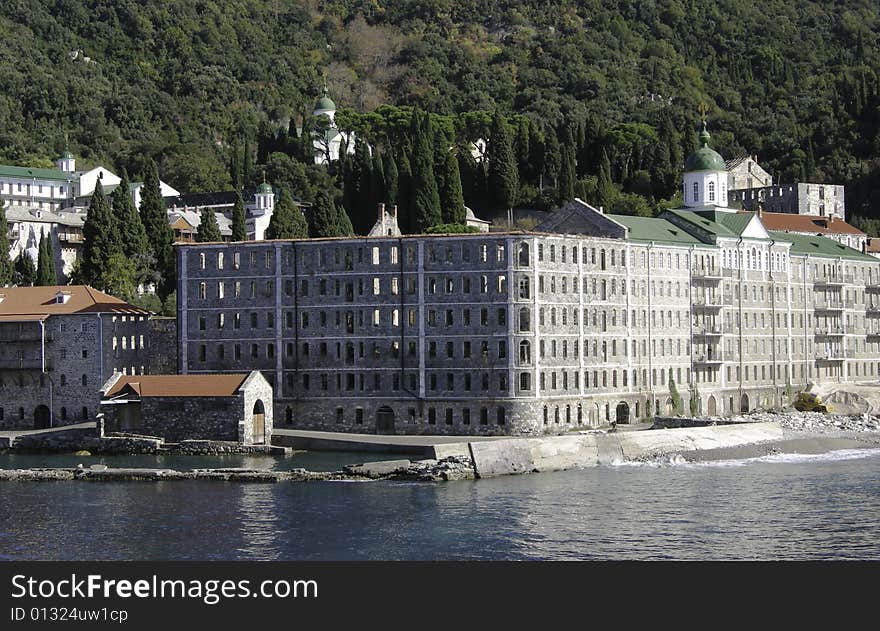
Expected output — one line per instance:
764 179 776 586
756 204 763 217
598 205 604 214
390 204 398 218
378 202 385 221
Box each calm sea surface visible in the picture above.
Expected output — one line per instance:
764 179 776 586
1 449 879 560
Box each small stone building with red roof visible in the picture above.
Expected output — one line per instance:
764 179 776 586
100 371 273 445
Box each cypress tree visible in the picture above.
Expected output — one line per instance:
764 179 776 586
140 158 175 297
15 251 35 286
385 153 399 205
515 117 531 182
543 126 561 189
0 197 13 286
336 204 355 236
231 192 247 241
243 137 253 183
438 148 466 224
35 233 50 286
597 148 616 210
396 150 413 233
112 169 148 259
488 110 519 215
81 182 116 289
196 208 222 242
266 188 307 239
354 138 373 234
372 149 386 211
409 110 442 232
309 190 340 237
557 127 577 205
45 235 57 285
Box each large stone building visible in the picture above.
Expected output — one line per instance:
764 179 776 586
753 210 867 253
174 121 880 436
0 286 152 430
730 182 846 220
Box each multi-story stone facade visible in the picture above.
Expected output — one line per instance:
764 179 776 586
730 182 846 220
175 122 880 437
175 200 880 436
0 286 152 430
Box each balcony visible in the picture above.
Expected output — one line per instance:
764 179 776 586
867 331 880 340
813 277 846 289
692 295 723 309
693 326 723 338
693 353 723 366
58 232 84 243
814 300 844 313
815 353 845 363
692 268 724 282
814 326 845 337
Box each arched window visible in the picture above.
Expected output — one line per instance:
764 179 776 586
81 374 87 386
519 276 530 299
708 181 716 202
519 307 531 332
693 181 699 202
519 340 531 364
518 242 530 267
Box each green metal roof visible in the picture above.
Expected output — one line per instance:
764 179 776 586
257 181 273 194
606 214 706 246
684 120 725 172
665 209 740 238
769 231 877 262
0 165 73 181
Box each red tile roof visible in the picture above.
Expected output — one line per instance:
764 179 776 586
105 374 250 398
0 286 149 319
749 211 865 236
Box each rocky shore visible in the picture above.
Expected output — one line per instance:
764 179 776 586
0 456 476 484
678 410 880 435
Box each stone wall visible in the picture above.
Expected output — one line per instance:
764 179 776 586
146 317 177 374
102 395 242 442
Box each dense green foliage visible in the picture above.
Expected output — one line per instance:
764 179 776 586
266 188 309 239
35 233 57 286
231 192 247 241
196 207 223 242
139 159 175 297
1 0 879 230
425 223 479 234
80 182 115 289
112 169 149 259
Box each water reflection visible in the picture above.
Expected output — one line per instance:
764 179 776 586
1 452 878 560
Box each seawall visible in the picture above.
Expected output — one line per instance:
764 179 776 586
468 422 784 477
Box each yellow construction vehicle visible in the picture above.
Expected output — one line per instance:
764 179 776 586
794 392 827 413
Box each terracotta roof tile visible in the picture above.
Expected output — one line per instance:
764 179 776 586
748 211 865 236
106 374 250 398
0 286 149 318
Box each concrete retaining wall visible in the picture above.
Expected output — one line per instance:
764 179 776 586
470 422 783 477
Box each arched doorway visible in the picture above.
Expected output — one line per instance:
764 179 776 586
376 407 395 434
615 401 630 425
33 405 50 429
252 400 266 444
665 397 674 415
707 395 717 416
740 394 750 413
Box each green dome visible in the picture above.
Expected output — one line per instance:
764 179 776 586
314 87 336 112
61 150 73 159
684 120 725 172
257 181 273 194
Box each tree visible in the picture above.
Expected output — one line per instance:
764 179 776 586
112 169 148 259
488 110 519 215
35 232 57 286
409 109 442 232
437 147 466 224
543 126 561 189
309 190 340 237
0 197 13 286
689 383 701 417
385 152 399 205
99 253 138 300
196 208 222 242
231 192 247 241
14 251 35 286
669 374 683 415
266 188 307 239
140 158 175 298
336 204 355 236
80 182 117 289
557 126 577 205
596 148 617 210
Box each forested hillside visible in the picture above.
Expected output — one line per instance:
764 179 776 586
2 0 879 228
